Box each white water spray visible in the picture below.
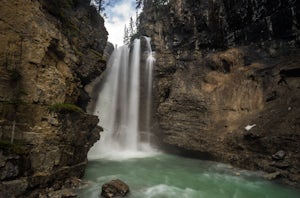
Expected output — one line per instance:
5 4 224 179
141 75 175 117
88 38 157 160
144 37 155 142
126 39 141 150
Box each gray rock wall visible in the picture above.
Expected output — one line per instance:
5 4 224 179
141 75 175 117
139 0 300 187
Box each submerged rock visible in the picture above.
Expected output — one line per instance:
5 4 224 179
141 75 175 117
264 172 281 180
101 179 130 198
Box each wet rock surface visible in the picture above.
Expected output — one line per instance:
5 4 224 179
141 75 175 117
139 0 300 187
101 179 130 198
272 150 286 161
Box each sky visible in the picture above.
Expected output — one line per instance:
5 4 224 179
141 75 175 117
102 0 137 47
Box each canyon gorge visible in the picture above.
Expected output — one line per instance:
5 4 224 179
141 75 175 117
0 0 299 197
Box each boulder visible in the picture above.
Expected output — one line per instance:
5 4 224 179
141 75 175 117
272 150 286 160
101 179 130 198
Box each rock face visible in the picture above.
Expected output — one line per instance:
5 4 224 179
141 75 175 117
101 179 130 198
0 0 107 196
139 0 300 187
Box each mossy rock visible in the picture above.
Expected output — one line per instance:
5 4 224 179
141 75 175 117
49 103 84 113
0 139 29 155
0 100 27 106
90 49 106 62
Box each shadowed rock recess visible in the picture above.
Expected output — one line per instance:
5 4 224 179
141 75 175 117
138 0 300 187
0 0 107 197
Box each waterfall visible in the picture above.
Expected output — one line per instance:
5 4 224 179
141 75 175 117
144 37 155 143
88 38 156 160
126 39 141 150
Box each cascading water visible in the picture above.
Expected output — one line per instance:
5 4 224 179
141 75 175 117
126 39 140 150
80 39 300 198
144 37 155 143
88 38 156 160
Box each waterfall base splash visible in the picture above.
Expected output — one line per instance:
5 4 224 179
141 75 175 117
88 38 157 160
89 142 158 161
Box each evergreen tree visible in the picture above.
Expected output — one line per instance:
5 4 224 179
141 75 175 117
129 17 135 36
136 10 139 28
92 0 105 13
136 0 143 9
123 25 130 45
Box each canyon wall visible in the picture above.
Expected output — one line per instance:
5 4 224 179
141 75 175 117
0 0 107 196
139 0 300 187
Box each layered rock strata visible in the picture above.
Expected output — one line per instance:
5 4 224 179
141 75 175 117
0 0 107 196
139 0 300 187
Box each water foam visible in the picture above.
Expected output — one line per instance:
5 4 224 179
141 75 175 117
143 184 198 198
88 37 156 160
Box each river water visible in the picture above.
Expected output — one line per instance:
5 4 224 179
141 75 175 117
82 38 300 197
77 153 300 198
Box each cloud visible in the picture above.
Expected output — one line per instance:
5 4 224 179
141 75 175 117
104 0 136 47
